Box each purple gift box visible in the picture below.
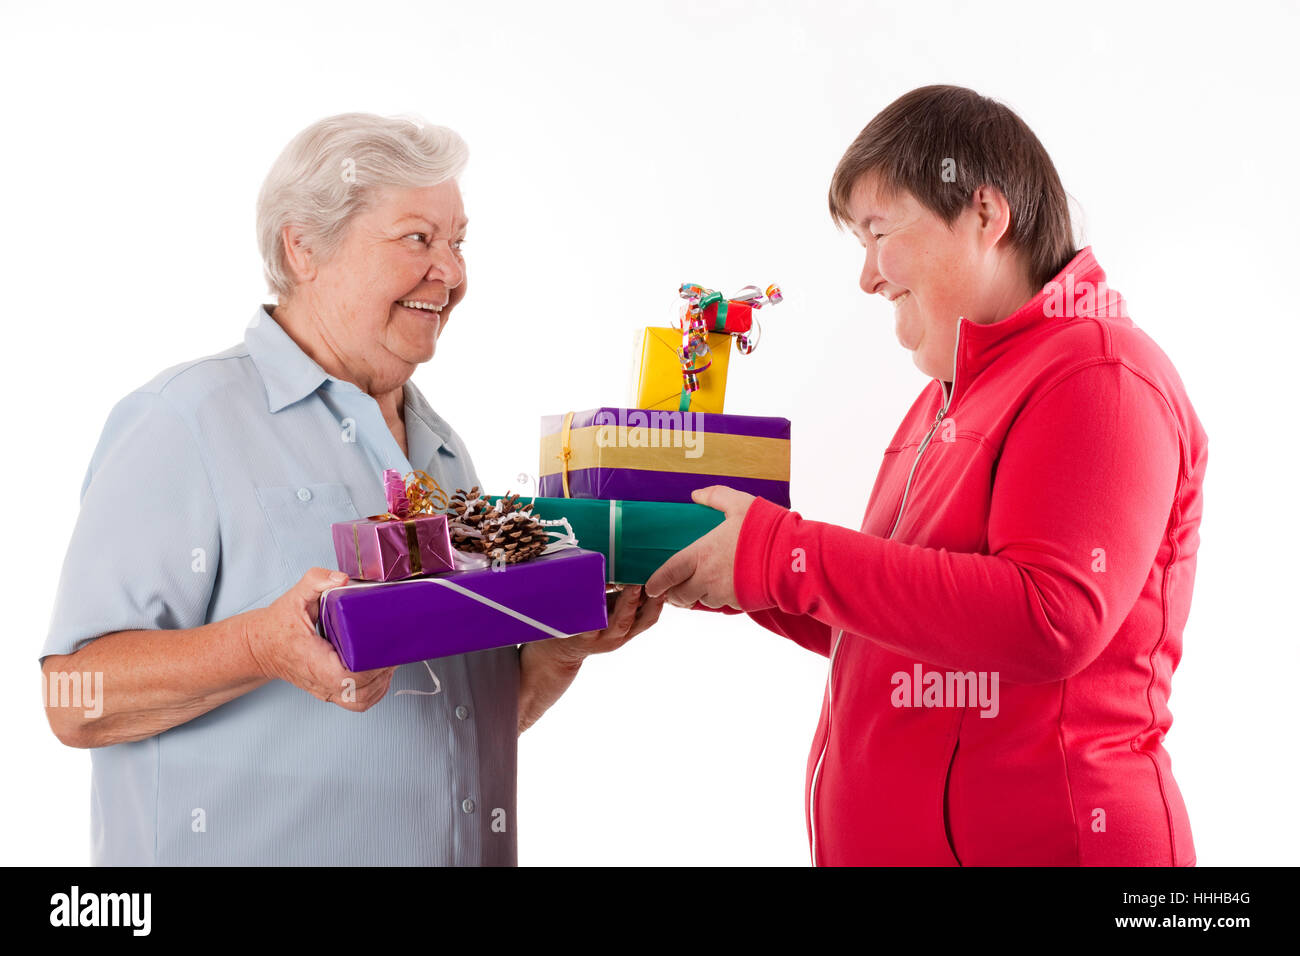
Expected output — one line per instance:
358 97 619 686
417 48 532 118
332 513 455 582
317 547 608 670
539 407 791 506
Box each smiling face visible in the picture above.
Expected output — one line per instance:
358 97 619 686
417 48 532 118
283 180 468 392
846 169 1037 382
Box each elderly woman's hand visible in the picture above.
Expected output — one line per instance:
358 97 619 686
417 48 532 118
549 585 666 663
244 567 396 711
517 585 666 734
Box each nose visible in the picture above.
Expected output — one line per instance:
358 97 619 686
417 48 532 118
425 240 464 289
858 248 882 296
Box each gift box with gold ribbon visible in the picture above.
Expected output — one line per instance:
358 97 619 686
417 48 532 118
539 407 791 507
331 469 456 581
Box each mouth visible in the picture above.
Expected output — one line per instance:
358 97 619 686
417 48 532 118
396 298 446 317
889 292 910 306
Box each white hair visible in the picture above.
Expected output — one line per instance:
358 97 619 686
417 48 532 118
256 112 469 300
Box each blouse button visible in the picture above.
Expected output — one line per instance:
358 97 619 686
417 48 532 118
296 487 312 502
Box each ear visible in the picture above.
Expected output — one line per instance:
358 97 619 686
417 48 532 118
280 223 318 285
971 184 1014 249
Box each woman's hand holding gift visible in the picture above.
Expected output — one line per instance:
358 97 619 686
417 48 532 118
244 567 397 712
645 485 755 610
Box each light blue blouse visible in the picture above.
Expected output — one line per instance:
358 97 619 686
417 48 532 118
42 305 519 865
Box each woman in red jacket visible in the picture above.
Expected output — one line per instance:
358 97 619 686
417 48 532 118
646 85 1206 867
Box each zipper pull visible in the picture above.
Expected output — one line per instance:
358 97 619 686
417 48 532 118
931 403 946 432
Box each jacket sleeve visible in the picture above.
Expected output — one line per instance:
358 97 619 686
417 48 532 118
731 362 1181 683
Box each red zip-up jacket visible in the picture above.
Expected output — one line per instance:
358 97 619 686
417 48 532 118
732 247 1205 866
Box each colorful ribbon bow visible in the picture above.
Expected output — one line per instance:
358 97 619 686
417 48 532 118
378 468 449 521
675 282 782 396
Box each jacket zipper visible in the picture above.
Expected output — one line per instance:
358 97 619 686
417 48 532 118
942 737 962 864
808 317 965 866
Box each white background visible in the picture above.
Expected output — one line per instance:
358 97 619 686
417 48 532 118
2 0 1297 866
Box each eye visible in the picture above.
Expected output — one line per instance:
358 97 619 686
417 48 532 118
405 232 429 244
452 237 466 252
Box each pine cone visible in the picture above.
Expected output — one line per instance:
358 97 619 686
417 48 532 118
445 488 551 564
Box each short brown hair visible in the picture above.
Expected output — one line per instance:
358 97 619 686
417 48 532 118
829 85 1076 290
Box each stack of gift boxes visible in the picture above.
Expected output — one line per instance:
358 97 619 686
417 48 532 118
318 470 608 670
528 282 790 583
315 282 790 671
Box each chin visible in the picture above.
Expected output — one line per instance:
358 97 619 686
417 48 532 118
395 334 437 366
911 352 945 381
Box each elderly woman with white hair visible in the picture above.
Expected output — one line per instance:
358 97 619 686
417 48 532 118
39 112 663 866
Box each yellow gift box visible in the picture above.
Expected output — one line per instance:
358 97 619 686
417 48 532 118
635 327 732 414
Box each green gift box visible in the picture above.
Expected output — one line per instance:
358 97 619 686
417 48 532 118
492 496 724 585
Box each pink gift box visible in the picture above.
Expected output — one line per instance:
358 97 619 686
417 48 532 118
332 513 455 582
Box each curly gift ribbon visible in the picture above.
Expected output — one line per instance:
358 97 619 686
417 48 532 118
378 468 450 520
346 468 454 579
674 282 782 405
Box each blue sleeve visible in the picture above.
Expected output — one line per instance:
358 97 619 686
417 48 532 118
42 390 221 661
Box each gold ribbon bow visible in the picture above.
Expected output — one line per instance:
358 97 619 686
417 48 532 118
352 469 452 579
